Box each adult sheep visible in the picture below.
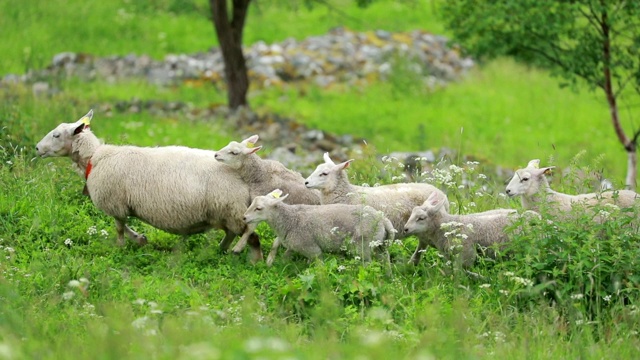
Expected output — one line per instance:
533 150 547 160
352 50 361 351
35 110 262 262
305 152 449 265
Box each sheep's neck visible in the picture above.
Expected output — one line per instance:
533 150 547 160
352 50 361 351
270 203 298 238
237 154 264 185
321 171 353 204
522 182 557 211
70 131 101 177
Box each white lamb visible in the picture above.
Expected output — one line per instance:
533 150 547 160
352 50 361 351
214 135 321 253
243 189 395 268
505 159 639 214
305 152 449 265
404 191 521 268
35 110 263 262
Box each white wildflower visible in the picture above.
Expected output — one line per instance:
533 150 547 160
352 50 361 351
477 174 487 180
603 295 612 302
479 283 491 289
131 316 149 329
100 229 109 237
134 298 146 306
337 265 346 272
87 226 97 235
62 291 75 300
575 319 584 326
571 294 584 300
499 290 509 296
64 238 73 247
68 280 81 288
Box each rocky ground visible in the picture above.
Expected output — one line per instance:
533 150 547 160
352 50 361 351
3 27 513 179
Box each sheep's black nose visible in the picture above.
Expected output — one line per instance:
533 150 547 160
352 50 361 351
505 189 511 195
304 181 309 185
35 146 39 151
404 227 409 233
242 216 247 222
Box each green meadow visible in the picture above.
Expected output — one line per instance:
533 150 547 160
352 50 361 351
1 1 639 358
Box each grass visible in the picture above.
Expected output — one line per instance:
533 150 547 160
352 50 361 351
2 0 640 358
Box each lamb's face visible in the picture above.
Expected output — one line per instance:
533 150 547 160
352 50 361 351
36 122 82 158
243 196 273 224
404 206 429 234
305 162 334 190
505 169 533 197
214 141 245 168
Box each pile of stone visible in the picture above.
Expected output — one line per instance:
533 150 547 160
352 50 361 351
2 27 473 90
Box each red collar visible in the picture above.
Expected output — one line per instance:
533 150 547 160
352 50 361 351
85 160 93 180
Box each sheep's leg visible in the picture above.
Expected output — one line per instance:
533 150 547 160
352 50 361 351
409 238 428 265
114 218 147 246
231 223 257 253
266 237 282 267
218 230 237 252
246 233 263 264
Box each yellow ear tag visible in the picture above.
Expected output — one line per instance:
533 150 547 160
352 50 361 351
81 116 91 126
246 142 254 148
531 163 539 169
271 192 280 198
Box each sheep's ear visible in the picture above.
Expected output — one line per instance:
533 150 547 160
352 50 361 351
80 109 93 126
242 135 259 146
425 191 439 205
72 122 87 135
541 166 555 175
526 159 540 169
278 193 290 202
432 196 446 212
337 159 353 170
245 145 262 155
323 152 335 165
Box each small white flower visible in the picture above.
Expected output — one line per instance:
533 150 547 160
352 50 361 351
131 316 149 329
499 290 509 296
134 298 146 306
503 271 515 277
337 265 346 272
87 226 97 235
603 295 612 302
479 283 491 289
62 291 75 300
100 229 109 237
354 256 361 261
68 280 81 288
468 202 476 208
477 174 487 179
64 238 73 246
4 247 15 253
575 319 584 326
571 294 584 300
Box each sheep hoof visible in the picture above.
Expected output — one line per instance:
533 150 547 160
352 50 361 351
137 235 148 246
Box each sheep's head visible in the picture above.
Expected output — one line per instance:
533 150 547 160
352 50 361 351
404 191 445 234
214 135 261 168
36 110 93 158
243 189 289 224
505 159 555 197
305 152 353 191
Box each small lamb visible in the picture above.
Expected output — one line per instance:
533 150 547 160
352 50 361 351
404 191 521 268
214 135 321 253
243 189 395 267
505 159 639 214
35 110 263 262
305 152 449 265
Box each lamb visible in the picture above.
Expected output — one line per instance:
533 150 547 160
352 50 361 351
304 152 449 265
505 159 639 214
404 191 521 268
243 189 395 268
213 135 321 253
35 110 263 262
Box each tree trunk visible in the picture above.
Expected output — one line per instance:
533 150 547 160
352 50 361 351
600 6 636 190
209 0 251 110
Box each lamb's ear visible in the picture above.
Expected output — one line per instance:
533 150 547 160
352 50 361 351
541 166 555 175
432 196 446 212
268 189 283 198
426 191 440 206
278 193 290 202
526 159 540 169
242 135 259 146
337 159 354 170
323 152 335 165
244 145 262 155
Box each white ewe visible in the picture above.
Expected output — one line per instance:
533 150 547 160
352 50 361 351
35 110 263 262
404 191 523 267
243 189 395 268
305 152 448 265
505 159 639 214
214 135 321 253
